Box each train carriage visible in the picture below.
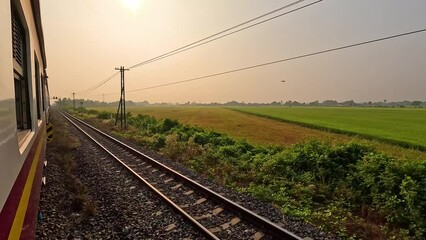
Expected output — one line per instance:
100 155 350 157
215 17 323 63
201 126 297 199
0 0 49 239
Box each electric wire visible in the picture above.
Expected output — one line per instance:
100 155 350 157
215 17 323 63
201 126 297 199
128 0 315 69
76 72 119 96
76 1 309 96
129 0 323 70
121 28 425 93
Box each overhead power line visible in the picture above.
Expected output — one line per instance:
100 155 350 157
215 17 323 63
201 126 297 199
128 0 319 69
76 0 318 96
76 72 119 96
77 0 310 95
120 28 425 93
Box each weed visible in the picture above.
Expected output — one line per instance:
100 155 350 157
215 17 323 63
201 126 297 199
81 109 426 239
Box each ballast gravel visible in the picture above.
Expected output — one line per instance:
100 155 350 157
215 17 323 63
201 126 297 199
36 119 206 239
86 118 337 240
37 113 336 239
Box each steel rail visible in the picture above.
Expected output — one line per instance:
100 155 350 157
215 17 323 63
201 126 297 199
60 110 302 240
59 111 219 240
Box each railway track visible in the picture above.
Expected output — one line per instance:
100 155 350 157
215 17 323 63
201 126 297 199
59 110 302 240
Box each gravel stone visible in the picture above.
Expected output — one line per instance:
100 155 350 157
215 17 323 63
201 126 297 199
37 111 336 239
81 117 338 240
36 114 206 239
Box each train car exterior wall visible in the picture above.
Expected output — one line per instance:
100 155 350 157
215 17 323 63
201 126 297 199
0 0 48 239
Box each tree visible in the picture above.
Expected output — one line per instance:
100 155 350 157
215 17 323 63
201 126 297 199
308 100 319 106
412 101 422 108
341 100 356 107
323 100 338 106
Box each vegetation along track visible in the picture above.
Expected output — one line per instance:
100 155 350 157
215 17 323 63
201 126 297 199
59 110 302 240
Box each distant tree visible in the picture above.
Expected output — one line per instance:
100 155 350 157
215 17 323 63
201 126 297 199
341 100 356 107
284 101 292 106
308 100 319 106
412 101 422 108
292 101 302 106
225 101 239 106
138 100 149 106
323 100 338 106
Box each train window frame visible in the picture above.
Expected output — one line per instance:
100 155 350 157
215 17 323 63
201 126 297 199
34 54 41 120
12 5 32 144
41 74 46 111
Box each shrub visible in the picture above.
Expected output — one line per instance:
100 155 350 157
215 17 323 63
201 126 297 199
350 154 426 236
87 109 99 115
96 111 111 120
161 134 185 161
106 112 425 239
76 107 88 114
158 118 180 133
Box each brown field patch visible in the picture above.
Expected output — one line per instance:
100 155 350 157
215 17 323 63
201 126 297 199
124 106 352 145
91 106 426 160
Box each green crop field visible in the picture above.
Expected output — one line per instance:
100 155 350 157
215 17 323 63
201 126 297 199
231 107 426 149
89 106 426 159
81 105 426 238
81 106 426 238
89 106 352 145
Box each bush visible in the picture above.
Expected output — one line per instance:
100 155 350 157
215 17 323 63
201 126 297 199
87 109 99 115
96 111 111 120
106 112 425 239
350 154 426 236
76 107 87 114
159 118 180 132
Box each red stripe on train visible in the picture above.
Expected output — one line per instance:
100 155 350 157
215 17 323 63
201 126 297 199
21 141 46 239
0 130 45 239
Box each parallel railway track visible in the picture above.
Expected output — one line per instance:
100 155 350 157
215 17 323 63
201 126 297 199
59 110 302 240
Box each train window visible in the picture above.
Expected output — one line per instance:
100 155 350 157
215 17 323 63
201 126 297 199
35 56 41 119
12 9 32 131
41 74 46 111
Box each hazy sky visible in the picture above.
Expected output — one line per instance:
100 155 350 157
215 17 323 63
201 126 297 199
41 0 426 103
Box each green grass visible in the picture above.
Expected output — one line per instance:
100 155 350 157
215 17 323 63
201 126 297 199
88 106 426 159
89 106 353 145
76 108 426 239
230 107 426 150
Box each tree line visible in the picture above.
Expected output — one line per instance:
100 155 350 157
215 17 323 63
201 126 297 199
54 98 425 108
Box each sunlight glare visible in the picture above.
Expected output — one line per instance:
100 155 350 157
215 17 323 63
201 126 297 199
121 0 141 14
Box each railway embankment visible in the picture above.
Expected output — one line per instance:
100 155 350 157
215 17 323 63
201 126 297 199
69 107 426 240
37 109 332 239
36 110 206 239
36 110 90 238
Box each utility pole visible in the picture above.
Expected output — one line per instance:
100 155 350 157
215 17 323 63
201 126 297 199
102 94 105 103
72 92 75 110
114 66 129 128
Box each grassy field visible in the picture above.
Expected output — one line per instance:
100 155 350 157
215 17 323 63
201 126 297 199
90 106 351 144
81 106 426 239
90 106 426 160
231 107 426 150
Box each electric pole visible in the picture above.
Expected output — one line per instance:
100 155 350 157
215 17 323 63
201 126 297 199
115 66 129 128
72 92 75 110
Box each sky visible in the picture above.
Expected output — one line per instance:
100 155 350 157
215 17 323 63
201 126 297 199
41 0 426 103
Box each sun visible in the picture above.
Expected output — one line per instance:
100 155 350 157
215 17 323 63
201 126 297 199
121 0 141 14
